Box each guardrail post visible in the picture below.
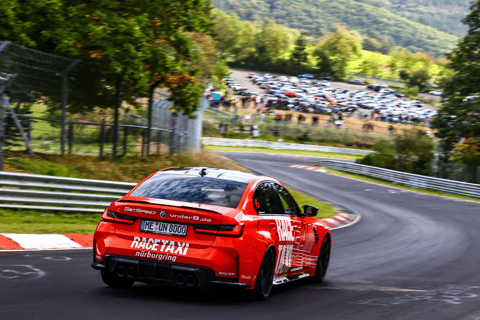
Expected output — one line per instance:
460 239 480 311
99 124 105 157
123 126 128 156
68 123 73 154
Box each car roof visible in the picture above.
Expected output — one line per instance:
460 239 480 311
159 167 259 184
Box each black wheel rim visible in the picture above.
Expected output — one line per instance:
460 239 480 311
320 238 330 277
261 250 275 296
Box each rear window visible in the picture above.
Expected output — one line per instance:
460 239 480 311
129 175 248 208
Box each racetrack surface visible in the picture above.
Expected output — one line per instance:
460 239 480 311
1 152 480 320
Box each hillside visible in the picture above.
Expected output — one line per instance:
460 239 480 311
212 0 460 56
360 0 471 37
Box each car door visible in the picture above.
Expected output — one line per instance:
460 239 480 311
274 183 317 270
253 182 302 276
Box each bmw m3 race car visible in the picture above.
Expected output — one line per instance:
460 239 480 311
91 167 331 299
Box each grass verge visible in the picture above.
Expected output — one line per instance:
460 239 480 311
0 210 101 234
288 189 338 220
324 168 480 203
205 145 364 161
1 150 340 234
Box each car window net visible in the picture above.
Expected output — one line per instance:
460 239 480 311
129 175 248 209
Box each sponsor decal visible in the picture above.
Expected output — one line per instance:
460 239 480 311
291 267 303 272
95 255 102 260
135 251 177 262
169 213 211 223
218 271 236 276
124 207 156 215
240 275 252 280
130 237 189 255
275 219 295 275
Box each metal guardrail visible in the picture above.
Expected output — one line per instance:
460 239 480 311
317 159 480 199
202 137 374 156
0 171 136 213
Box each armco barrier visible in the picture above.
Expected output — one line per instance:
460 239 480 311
317 159 480 199
202 137 374 156
0 171 136 212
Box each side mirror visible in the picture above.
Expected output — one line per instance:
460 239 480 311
302 205 318 217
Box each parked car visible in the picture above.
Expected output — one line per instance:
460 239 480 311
348 79 367 85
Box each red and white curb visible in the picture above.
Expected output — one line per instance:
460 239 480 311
290 164 326 173
0 234 93 251
0 214 358 252
318 213 359 230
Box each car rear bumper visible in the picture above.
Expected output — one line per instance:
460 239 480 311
92 255 251 289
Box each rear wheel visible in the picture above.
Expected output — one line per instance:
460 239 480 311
312 236 330 283
101 270 135 289
253 248 275 300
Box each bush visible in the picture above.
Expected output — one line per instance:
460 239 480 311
357 130 434 175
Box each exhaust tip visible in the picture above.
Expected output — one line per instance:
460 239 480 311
116 266 126 277
186 275 196 287
126 267 136 279
175 274 186 285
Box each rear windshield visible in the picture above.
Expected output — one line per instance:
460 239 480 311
129 175 248 208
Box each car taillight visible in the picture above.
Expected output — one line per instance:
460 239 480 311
102 210 137 225
193 223 244 237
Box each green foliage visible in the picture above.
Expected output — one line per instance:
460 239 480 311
210 0 459 57
400 68 431 90
449 137 480 166
0 0 216 117
291 35 309 67
432 0 480 158
358 129 434 175
314 25 361 80
357 0 471 37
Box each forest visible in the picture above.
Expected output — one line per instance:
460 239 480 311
358 0 471 37
212 0 462 56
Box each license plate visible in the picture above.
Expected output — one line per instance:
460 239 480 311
140 220 188 237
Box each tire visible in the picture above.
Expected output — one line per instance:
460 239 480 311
101 270 135 289
253 247 276 300
312 236 330 283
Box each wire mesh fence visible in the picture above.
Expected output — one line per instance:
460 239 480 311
6 115 189 157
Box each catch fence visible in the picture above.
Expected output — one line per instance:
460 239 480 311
12 115 187 157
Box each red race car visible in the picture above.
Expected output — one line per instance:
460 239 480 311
91 167 331 299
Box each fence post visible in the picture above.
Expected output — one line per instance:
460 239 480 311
123 126 128 156
68 123 73 154
99 124 105 157
156 130 160 154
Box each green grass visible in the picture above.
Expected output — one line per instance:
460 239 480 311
288 189 337 220
324 168 480 203
206 145 364 161
0 210 101 234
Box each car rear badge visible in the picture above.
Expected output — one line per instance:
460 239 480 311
160 211 167 218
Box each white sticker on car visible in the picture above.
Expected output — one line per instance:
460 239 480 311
130 237 189 255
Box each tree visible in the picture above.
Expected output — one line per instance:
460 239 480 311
290 35 309 67
314 50 334 76
432 0 480 158
314 25 361 79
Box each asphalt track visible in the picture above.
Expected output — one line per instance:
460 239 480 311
1 152 480 320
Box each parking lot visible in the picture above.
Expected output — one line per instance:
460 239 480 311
226 70 436 128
